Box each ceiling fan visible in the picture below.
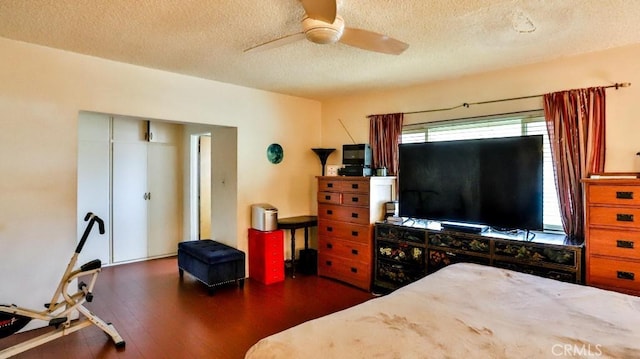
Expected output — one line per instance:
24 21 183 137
244 0 409 55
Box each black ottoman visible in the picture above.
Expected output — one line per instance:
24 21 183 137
178 240 245 294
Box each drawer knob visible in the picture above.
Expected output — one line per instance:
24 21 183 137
327 226 333 232
328 183 334 188
351 231 359 237
616 214 634 222
325 195 331 200
327 210 333 215
617 271 635 281
350 267 358 273
352 184 359 189
351 249 359 255
351 213 359 218
616 240 635 249
327 243 333 249
326 260 332 266
616 191 634 200
352 197 359 202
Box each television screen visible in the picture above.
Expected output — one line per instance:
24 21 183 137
398 135 543 231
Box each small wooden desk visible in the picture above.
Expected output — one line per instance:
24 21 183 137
277 215 318 278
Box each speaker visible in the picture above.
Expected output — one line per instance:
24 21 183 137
298 249 318 275
385 201 398 218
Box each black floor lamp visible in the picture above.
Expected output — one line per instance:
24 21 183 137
311 148 336 176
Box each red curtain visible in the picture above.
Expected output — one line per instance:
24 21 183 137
543 87 606 241
368 113 404 175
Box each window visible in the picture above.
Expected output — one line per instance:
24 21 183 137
402 111 563 232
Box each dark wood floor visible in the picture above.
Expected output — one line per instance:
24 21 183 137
2 257 374 359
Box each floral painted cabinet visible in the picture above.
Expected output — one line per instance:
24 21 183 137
374 222 583 292
374 225 426 291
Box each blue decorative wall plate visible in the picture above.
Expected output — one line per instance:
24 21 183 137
267 143 283 164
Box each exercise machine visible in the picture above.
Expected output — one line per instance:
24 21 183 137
0 212 125 358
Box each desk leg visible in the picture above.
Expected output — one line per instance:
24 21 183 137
304 227 309 250
290 229 296 278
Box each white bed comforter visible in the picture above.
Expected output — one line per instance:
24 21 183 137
245 263 640 359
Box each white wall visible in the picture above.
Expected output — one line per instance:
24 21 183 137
6 35 639 322
320 44 640 173
0 37 321 312
210 125 238 248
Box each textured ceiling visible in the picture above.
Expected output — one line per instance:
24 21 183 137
1 1 640 100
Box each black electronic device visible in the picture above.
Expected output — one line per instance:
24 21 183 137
338 166 372 177
342 144 372 167
398 135 543 231
440 221 488 234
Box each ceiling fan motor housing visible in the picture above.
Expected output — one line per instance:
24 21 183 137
302 15 345 44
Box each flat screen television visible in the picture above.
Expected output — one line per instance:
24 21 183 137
398 135 543 231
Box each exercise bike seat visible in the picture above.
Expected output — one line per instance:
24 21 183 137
80 259 102 272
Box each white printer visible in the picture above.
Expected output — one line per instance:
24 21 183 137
251 203 278 231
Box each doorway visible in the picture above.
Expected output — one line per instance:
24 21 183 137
187 125 238 246
198 134 212 239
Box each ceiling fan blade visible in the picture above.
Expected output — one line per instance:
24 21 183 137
340 27 409 55
300 0 336 23
243 32 306 53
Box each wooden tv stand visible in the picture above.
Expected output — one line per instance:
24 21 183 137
374 220 583 292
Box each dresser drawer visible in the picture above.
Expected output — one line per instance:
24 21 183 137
376 240 425 267
589 185 640 206
318 219 371 244
428 232 490 254
317 193 369 206
263 246 283 263
342 193 370 206
318 178 343 192
318 204 369 225
376 225 426 245
252 229 284 241
318 191 342 204
318 178 370 194
588 228 640 259
588 206 640 229
376 260 425 286
319 237 371 263
589 257 640 294
262 260 285 283
340 179 370 194
318 252 371 289
494 240 577 267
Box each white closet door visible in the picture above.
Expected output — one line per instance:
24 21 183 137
147 142 181 257
112 141 148 263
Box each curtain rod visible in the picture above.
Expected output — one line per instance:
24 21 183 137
368 82 631 117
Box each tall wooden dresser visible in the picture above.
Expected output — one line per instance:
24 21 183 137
316 176 396 291
584 175 640 296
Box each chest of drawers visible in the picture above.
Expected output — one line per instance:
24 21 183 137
584 177 640 296
317 176 395 291
248 228 285 285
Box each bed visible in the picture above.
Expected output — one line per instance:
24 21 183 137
245 263 640 358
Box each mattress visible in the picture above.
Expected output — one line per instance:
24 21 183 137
245 263 640 359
